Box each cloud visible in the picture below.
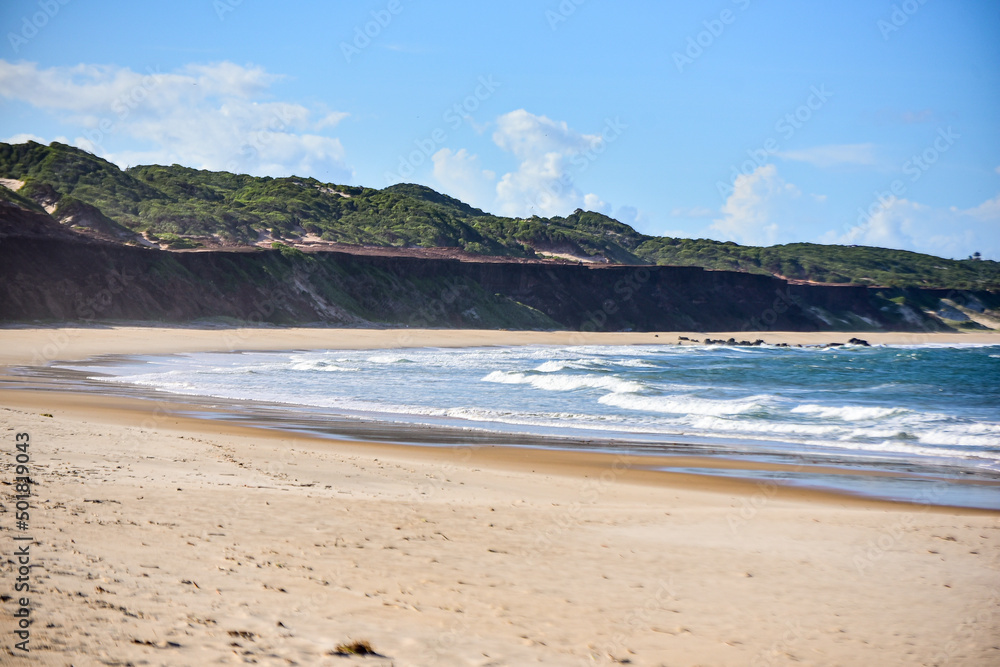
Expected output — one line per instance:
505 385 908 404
830 192 1000 260
492 109 599 160
315 111 350 130
0 59 351 180
4 132 69 145
491 109 606 217
711 164 817 246
960 193 1000 222
429 109 626 219
777 143 876 168
431 147 496 210
583 193 610 215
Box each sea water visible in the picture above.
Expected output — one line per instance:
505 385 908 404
62 343 1000 506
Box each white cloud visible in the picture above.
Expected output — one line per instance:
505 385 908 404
4 132 69 145
431 148 496 211
315 111 350 130
492 109 599 160
0 59 352 180
711 164 815 246
833 193 1000 260
960 193 1000 221
491 109 605 217
777 143 876 168
430 109 625 219
583 193 610 215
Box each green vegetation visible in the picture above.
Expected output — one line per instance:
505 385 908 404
636 238 1000 290
2 140 998 290
155 232 202 249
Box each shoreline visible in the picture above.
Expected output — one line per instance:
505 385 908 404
10 364 1000 512
4 383 998 516
2 325 998 367
2 327 999 664
4 326 1000 511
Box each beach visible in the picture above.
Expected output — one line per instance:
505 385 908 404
2 327 999 666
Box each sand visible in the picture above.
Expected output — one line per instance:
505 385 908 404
1 327 999 666
2 325 999 367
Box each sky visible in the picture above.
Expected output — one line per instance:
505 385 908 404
1 0 998 259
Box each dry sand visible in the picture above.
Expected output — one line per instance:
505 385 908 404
1 327 999 666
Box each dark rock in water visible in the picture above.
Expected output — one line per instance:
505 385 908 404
848 337 871 346
702 337 770 347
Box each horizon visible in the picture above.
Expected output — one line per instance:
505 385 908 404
1 0 998 260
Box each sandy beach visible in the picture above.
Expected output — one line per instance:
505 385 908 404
2 327 999 666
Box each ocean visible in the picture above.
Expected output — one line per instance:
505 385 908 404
62 342 1000 508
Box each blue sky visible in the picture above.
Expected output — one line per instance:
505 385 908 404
1 0 998 259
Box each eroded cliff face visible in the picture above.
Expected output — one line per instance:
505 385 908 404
0 207 967 332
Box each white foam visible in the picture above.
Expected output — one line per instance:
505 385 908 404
600 393 771 416
791 404 906 421
367 354 413 364
289 360 360 372
917 429 1000 449
482 370 644 394
534 360 590 372
612 358 658 367
74 344 1000 475
687 415 843 437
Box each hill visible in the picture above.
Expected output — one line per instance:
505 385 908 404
1 140 998 290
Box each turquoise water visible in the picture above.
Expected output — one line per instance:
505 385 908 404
65 343 1000 505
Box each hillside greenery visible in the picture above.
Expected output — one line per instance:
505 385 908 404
1 140 997 290
635 238 998 290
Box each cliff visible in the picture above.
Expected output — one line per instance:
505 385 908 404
3 205 985 332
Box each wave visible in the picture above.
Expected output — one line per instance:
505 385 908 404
73 344 999 479
534 359 594 373
289 360 360 372
916 428 1000 449
367 354 414 364
687 414 844 437
533 357 657 373
790 404 908 421
599 392 772 416
481 370 644 394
